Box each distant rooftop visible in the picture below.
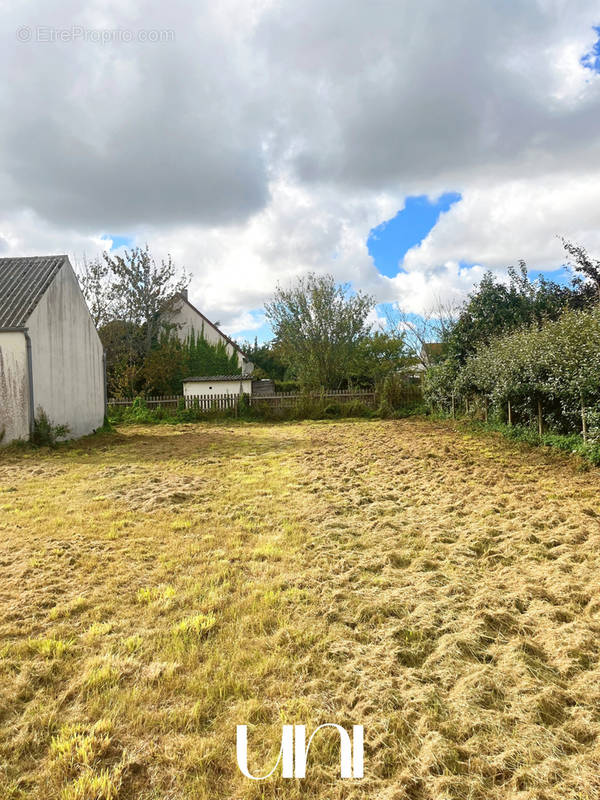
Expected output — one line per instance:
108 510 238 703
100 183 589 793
182 375 250 382
0 255 67 329
422 342 445 356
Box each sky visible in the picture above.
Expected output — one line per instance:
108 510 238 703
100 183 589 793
1 2 600 343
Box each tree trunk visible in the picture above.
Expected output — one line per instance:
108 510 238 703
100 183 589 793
484 396 489 423
581 396 588 443
537 398 543 437
507 400 512 426
451 393 455 419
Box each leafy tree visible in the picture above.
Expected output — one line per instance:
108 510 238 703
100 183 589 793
241 339 288 381
144 335 186 395
430 306 600 437
79 245 191 396
443 262 584 366
350 330 412 387
98 320 146 398
423 357 462 413
183 328 240 377
104 245 189 355
265 273 374 390
561 238 600 303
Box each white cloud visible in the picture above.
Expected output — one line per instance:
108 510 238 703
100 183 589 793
384 262 488 317
141 176 397 328
0 0 599 330
399 173 600 283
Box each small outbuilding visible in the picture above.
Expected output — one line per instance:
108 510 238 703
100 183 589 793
0 255 105 445
182 375 253 398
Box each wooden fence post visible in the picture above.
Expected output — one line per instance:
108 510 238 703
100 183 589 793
581 395 588 443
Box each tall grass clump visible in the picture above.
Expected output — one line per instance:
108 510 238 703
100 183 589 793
377 374 426 419
107 395 381 424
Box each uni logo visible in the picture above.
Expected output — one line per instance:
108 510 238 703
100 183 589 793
236 723 364 780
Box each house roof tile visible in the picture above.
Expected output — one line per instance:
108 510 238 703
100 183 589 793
182 375 251 382
0 255 67 329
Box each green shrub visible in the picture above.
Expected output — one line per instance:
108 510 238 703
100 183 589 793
32 409 70 447
323 402 342 417
106 393 379 425
274 380 300 393
427 306 600 436
343 400 371 418
377 374 423 417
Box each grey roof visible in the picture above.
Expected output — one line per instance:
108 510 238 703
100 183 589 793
183 375 251 382
0 255 67 329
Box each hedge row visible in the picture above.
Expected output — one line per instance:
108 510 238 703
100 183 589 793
425 306 600 441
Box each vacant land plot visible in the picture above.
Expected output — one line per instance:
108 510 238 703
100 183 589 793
1 419 599 800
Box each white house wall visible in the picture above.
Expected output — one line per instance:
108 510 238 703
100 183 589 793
169 299 253 375
183 379 252 397
0 331 30 444
27 261 105 438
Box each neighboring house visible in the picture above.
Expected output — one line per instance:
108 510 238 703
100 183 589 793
167 290 253 375
410 342 447 374
420 342 446 366
183 375 253 397
0 255 105 445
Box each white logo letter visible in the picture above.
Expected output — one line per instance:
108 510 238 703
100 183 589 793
294 724 363 779
236 724 294 780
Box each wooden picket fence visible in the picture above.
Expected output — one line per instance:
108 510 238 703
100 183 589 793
108 394 182 408
184 394 244 412
250 389 377 408
107 394 241 411
107 387 423 412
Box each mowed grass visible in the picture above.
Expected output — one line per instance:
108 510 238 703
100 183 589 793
1 419 600 800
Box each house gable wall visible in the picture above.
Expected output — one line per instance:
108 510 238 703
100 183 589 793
0 331 29 444
27 260 105 438
168 299 253 375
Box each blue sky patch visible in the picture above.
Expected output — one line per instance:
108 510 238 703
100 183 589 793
528 264 573 287
367 192 461 278
581 25 600 72
234 318 272 346
101 234 134 250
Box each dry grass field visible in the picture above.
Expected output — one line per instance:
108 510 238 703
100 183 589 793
1 418 600 800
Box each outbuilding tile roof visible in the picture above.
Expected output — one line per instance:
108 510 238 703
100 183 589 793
182 375 251 382
0 255 67 329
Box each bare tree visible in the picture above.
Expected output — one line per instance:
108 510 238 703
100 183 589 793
561 238 600 302
383 296 460 367
76 255 114 328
